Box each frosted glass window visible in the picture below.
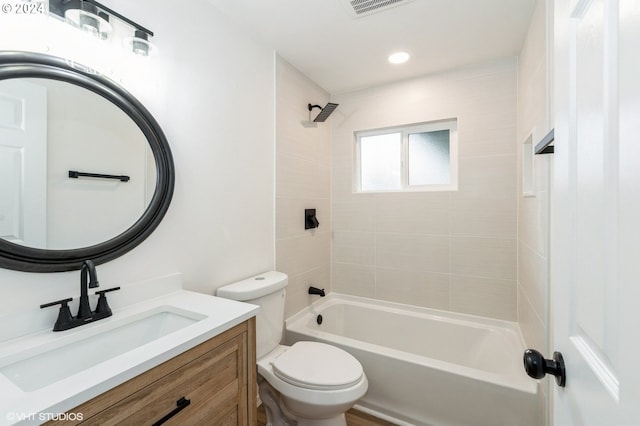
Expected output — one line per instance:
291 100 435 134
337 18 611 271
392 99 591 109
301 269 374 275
355 119 457 192
408 130 450 185
360 133 402 191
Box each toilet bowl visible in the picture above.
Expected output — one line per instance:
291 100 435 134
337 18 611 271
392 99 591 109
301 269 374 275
216 272 368 426
257 343 368 425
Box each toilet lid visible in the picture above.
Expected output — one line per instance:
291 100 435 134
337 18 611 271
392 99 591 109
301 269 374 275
272 341 363 390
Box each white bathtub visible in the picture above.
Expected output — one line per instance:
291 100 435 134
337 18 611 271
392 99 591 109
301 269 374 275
285 294 538 426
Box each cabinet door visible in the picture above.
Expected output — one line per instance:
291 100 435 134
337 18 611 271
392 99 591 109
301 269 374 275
86 335 246 425
47 319 256 426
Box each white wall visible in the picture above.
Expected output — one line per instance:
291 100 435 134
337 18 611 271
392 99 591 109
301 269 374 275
331 59 519 321
0 0 275 316
275 57 332 318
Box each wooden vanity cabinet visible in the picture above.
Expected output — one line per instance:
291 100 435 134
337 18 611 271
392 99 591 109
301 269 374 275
47 318 256 426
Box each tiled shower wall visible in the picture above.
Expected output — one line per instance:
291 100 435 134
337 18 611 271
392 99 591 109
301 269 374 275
275 57 332 318
517 0 551 359
517 0 551 422
331 59 519 321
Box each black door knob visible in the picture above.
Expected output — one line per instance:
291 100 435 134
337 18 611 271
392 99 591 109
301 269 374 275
523 349 566 387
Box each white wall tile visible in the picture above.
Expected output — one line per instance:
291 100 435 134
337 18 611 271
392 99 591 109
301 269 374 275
332 197 377 232
450 275 517 320
331 166 356 200
332 262 376 298
375 267 450 310
518 241 548 321
457 154 518 199
519 188 550 256
516 0 550 373
451 236 517 280
458 124 518 158
516 1 551 421
277 126 331 164
276 229 330 279
451 195 517 238
332 231 376 266
518 286 547 353
276 63 332 164
277 152 330 200
376 233 450 274
331 59 519 321
375 192 449 235
276 57 332 319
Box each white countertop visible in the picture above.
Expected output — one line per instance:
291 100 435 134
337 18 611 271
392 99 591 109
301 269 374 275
0 274 258 425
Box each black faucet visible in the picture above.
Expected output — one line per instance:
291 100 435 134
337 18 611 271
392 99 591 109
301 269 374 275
40 260 121 331
77 260 99 319
308 286 326 297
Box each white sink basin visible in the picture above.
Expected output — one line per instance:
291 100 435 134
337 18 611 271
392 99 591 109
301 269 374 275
0 306 204 392
0 278 259 426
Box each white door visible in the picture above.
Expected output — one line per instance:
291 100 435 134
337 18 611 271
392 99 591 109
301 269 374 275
0 79 47 247
552 0 640 424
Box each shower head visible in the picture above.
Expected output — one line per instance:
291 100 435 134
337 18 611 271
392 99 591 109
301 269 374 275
308 102 339 123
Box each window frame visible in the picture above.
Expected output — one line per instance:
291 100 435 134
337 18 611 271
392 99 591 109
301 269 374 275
353 119 458 193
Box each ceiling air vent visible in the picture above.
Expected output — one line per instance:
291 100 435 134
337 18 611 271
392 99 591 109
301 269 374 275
342 0 416 18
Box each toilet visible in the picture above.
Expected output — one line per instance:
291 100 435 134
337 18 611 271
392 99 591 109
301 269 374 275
217 271 368 426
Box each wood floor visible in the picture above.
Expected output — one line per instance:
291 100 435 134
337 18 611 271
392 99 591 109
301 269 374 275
257 404 397 426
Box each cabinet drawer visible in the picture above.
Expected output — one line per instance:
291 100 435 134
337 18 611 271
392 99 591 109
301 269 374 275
86 335 244 425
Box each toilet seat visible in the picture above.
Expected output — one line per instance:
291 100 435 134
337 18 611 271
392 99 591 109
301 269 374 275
272 341 363 391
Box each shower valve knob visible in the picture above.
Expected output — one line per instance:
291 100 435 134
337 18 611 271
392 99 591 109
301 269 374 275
523 349 566 387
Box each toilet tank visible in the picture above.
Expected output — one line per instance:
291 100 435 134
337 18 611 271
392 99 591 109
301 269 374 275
216 271 288 359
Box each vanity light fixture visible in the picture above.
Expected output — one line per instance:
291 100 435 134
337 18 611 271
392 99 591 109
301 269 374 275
63 0 112 40
124 30 155 57
388 51 410 64
49 0 155 55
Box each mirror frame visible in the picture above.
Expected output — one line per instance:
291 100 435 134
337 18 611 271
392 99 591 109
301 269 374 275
0 51 174 272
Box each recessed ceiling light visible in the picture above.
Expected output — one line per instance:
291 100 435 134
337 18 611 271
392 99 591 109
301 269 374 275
388 51 410 64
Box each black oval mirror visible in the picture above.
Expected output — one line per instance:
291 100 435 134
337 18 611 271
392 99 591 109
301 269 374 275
0 51 174 272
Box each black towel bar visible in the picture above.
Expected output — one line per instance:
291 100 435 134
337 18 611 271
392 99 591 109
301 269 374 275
68 170 130 182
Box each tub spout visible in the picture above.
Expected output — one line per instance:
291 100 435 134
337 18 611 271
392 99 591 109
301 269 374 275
308 286 325 297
